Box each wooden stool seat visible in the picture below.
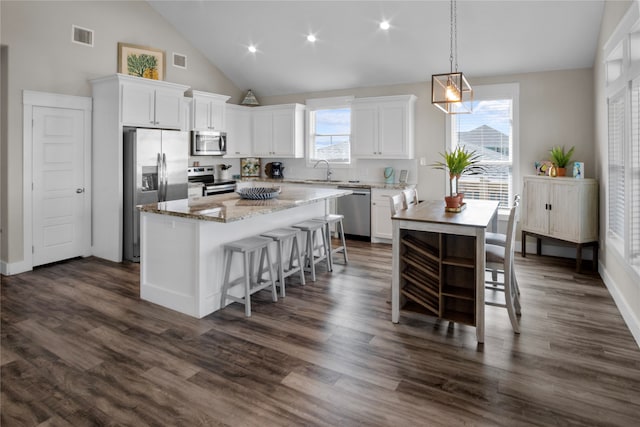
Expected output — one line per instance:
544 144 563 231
292 220 331 282
261 227 306 297
220 235 277 317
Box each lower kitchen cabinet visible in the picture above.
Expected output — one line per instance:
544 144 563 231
371 188 405 242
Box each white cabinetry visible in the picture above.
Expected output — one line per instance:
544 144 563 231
351 95 416 159
90 74 190 262
252 104 305 158
120 75 186 129
521 175 598 272
187 90 230 131
225 104 253 158
371 188 405 242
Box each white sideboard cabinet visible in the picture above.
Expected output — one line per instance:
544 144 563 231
252 103 305 158
186 90 230 131
351 95 416 159
521 175 598 272
90 74 190 262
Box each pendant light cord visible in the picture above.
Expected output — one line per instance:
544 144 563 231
449 0 454 73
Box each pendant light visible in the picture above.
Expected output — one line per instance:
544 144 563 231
432 0 473 114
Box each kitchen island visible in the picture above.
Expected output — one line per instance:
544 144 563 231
138 187 351 318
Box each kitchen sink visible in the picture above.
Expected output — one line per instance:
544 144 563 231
303 179 342 183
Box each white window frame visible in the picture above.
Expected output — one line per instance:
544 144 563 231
305 96 354 168
446 83 520 217
604 1 640 275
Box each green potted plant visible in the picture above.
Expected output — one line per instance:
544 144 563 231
432 146 484 208
549 145 575 177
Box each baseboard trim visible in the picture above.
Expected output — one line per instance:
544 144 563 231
599 261 640 348
1 259 32 276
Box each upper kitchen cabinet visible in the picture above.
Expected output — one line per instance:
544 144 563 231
90 74 190 262
186 90 231 131
225 104 253 158
351 95 416 159
252 104 305 158
119 74 189 129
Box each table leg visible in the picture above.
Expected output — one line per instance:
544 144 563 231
521 231 527 257
536 238 542 256
593 243 599 272
391 221 400 323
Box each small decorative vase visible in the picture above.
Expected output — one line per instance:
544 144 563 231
556 167 566 177
384 167 394 184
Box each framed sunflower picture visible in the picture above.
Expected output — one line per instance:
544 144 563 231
117 42 165 80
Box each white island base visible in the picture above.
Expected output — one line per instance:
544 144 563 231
140 200 328 318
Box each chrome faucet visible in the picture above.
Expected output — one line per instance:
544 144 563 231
314 159 332 181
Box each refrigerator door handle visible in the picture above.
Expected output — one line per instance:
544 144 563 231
162 153 168 202
156 152 163 202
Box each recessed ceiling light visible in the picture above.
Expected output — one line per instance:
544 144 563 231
248 45 257 53
307 34 316 43
380 20 390 30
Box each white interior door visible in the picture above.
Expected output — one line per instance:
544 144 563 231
32 106 86 266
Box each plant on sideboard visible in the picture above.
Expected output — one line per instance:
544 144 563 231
549 145 575 177
431 145 484 207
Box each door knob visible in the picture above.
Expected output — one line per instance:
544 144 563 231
76 188 85 193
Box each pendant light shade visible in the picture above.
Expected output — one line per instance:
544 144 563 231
432 72 472 114
431 0 473 114
241 89 260 106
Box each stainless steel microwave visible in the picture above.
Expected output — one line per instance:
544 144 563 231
191 130 227 156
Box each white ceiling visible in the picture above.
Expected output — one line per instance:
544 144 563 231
148 0 605 97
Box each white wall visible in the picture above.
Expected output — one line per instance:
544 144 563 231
0 1 242 267
593 0 640 344
261 68 595 209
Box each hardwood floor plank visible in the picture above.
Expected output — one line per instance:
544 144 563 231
2 243 639 426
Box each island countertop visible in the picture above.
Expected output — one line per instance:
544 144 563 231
138 187 352 223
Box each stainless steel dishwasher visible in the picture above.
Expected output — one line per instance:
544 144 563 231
337 186 371 240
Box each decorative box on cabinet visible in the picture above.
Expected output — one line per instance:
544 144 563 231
119 74 187 129
252 103 305 158
351 95 416 159
186 90 230 131
225 104 253 158
90 74 190 262
371 188 405 242
521 175 598 272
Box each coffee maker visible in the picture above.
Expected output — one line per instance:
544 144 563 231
266 162 284 179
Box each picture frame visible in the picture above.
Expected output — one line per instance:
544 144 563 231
241 157 261 177
573 161 584 179
117 42 165 81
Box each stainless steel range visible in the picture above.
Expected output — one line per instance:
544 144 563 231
187 166 237 196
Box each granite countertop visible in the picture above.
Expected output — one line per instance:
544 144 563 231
241 177 413 190
138 187 351 223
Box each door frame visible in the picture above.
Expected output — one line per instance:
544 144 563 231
22 90 92 272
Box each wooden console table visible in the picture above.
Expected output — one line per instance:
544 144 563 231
391 200 499 343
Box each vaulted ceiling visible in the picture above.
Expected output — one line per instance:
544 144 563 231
148 1 605 97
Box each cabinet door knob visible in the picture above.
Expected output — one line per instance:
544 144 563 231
76 188 85 194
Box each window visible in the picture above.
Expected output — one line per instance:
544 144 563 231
306 96 353 165
448 83 519 210
630 79 640 267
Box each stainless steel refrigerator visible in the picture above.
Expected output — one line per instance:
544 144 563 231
123 127 189 262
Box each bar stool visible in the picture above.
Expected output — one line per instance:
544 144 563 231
220 236 277 317
260 227 306 297
312 214 348 270
292 220 331 282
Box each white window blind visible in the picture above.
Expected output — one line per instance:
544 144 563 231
630 80 640 266
608 89 626 240
450 86 517 210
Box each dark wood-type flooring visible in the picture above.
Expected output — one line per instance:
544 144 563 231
2 240 639 426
